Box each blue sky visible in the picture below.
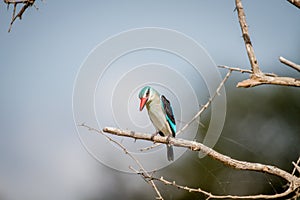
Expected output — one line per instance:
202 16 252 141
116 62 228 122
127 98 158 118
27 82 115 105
0 1 299 199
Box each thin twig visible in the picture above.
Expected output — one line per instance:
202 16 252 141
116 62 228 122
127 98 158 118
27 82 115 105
279 57 300 73
79 123 164 200
292 157 300 176
219 65 253 74
176 70 232 136
4 0 32 3
146 174 296 199
292 162 300 175
8 3 17 32
140 143 160 152
218 65 277 77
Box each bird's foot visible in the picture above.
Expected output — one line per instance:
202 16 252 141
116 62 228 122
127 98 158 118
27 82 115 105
150 131 159 141
166 135 173 145
166 135 170 143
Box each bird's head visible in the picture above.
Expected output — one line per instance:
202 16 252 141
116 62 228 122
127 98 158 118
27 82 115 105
138 86 153 111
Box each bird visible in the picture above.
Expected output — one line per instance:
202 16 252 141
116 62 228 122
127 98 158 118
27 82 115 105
138 86 176 161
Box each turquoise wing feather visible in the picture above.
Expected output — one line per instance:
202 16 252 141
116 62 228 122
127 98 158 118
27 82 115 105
161 95 176 137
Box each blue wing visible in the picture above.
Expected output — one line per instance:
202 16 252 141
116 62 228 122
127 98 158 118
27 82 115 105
161 95 176 137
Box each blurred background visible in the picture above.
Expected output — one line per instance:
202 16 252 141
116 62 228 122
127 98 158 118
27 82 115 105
0 1 299 199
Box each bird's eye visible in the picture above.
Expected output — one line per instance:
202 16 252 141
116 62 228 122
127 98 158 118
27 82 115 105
146 89 150 97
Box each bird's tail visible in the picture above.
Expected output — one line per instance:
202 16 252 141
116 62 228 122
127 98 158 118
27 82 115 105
167 145 174 161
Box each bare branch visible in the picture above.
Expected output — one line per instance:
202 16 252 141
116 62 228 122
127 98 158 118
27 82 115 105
81 122 300 199
232 0 300 88
102 126 300 199
4 0 36 32
237 75 300 87
4 0 32 3
9 3 17 32
219 65 253 74
287 0 300 9
235 0 262 76
139 143 160 152
292 161 300 175
279 57 300 72
176 70 231 135
147 175 296 199
79 123 164 200
292 157 300 176
218 65 277 77
219 65 300 87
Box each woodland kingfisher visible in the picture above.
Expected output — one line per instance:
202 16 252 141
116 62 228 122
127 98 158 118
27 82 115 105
138 86 176 161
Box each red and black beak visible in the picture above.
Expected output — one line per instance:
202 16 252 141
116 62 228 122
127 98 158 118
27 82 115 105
139 97 148 111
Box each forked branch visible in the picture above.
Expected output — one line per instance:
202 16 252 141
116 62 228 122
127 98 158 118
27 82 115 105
80 123 164 200
4 0 37 32
233 0 300 88
102 126 300 199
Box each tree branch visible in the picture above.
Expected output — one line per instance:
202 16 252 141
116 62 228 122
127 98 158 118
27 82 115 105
292 157 300 176
279 56 300 72
102 126 300 199
287 0 300 9
218 65 277 77
233 0 300 88
219 65 300 87
80 123 164 200
236 75 300 87
176 70 231 136
235 0 262 76
4 0 36 32
146 175 296 199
